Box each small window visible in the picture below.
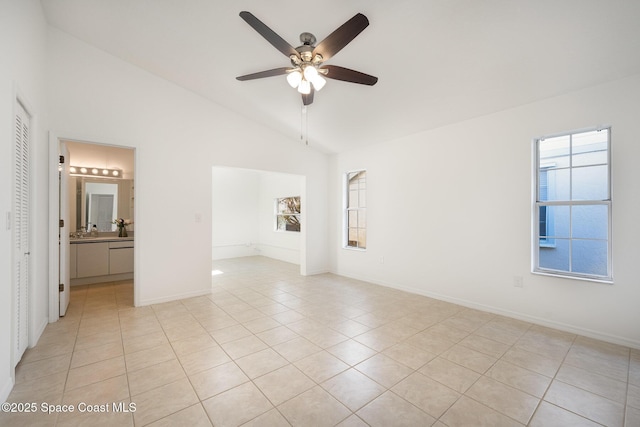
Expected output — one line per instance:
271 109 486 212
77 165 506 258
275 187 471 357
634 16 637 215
533 127 611 282
345 170 366 249
275 196 300 232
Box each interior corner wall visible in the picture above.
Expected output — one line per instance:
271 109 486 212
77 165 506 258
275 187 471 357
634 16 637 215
0 0 49 402
331 74 640 349
45 26 330 306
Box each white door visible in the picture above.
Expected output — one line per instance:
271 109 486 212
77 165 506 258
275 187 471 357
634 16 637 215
59 142 70 316
13 101 30 366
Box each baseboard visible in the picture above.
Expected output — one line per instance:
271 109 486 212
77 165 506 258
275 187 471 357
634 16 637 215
333 269 640 350
304 268 330 276
1 376 14 403
138 288 212 306
71 273 133 286
30 317 49 348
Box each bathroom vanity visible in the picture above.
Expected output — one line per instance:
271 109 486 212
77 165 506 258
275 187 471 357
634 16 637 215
70 236 134 285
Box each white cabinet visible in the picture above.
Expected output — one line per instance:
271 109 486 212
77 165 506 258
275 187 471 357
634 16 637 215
76 242 109 278
109 241 134 274
71 239 134 283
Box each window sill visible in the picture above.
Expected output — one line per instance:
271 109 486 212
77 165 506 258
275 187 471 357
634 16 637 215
343 246 366 252
532 269 613 285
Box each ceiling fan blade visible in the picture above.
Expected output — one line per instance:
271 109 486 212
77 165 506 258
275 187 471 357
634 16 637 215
302 88 314 105
322 65 378 85
236 67 291 81
239 11 299 58
312 13 369 61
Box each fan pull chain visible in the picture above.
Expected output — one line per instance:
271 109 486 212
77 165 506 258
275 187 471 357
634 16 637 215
301 106 308 146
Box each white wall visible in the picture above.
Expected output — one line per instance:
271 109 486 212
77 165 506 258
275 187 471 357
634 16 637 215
212 167 260 259
212 167 303 265
257 171 303 264
331 74 640 349
46 27 330 306
0 0 49 402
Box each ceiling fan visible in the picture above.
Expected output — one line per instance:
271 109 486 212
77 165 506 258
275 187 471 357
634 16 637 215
236 11 378 106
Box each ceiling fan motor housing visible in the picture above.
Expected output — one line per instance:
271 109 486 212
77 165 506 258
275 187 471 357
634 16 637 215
299 32 316 46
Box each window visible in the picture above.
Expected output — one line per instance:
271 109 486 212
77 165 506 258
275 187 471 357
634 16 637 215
538 167 555 247
275 196 300 232
345 170 366 249
533 127 611 281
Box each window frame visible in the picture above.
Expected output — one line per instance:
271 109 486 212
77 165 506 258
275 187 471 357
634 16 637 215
344 169 367 250
532 126 612 283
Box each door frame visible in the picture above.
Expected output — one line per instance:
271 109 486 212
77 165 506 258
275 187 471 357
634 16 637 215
48 132 137 322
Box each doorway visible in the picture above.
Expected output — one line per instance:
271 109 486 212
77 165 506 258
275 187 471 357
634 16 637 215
212 166 306 274
49 136 136 322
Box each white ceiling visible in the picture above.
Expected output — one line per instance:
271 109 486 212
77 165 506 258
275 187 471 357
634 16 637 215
41 0 640 153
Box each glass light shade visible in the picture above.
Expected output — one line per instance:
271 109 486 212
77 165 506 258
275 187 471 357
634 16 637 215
311 75 326 91
80 167 87 173
91 168 99 174
102 169 109 175
303 65 318 80
286 71 302 88
112 170 119 176
297 79 311 94
69 167 77 173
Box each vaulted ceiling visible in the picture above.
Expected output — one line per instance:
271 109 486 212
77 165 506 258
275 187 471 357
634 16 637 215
41 0 640 153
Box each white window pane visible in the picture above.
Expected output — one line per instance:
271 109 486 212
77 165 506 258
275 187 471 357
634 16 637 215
348 228 358 245
572 130 608 167
572 240 608 276
358 210 366 228
571 205 608 240
540 205 570 238
358 229 367 249
349 190 358 208
572 165 608 200
539 238 570 271
348 210 358 228
540 135 570 167
543 169 570 201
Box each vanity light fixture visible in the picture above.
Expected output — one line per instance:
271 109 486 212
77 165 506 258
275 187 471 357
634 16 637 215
69 166 123 179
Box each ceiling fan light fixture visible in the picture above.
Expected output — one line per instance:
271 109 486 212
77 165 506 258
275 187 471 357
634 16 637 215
297 79 311 94
311 75 326 91
303 65 318 81
287 70 302 88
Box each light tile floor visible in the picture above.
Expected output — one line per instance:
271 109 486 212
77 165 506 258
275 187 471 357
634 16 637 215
2 256 639 426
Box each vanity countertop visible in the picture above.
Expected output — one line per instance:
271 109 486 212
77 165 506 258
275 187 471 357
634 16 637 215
70 236 134 244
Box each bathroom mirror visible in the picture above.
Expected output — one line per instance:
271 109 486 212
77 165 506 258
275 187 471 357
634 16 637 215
70 176 134 232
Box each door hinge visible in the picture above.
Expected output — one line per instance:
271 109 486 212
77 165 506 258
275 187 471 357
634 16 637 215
59 283 64 292
59 219 64 228
59 155 65 164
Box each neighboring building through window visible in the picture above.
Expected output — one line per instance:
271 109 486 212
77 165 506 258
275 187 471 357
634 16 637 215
275 196 300 232
345 170 366 249
533 127 611 281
